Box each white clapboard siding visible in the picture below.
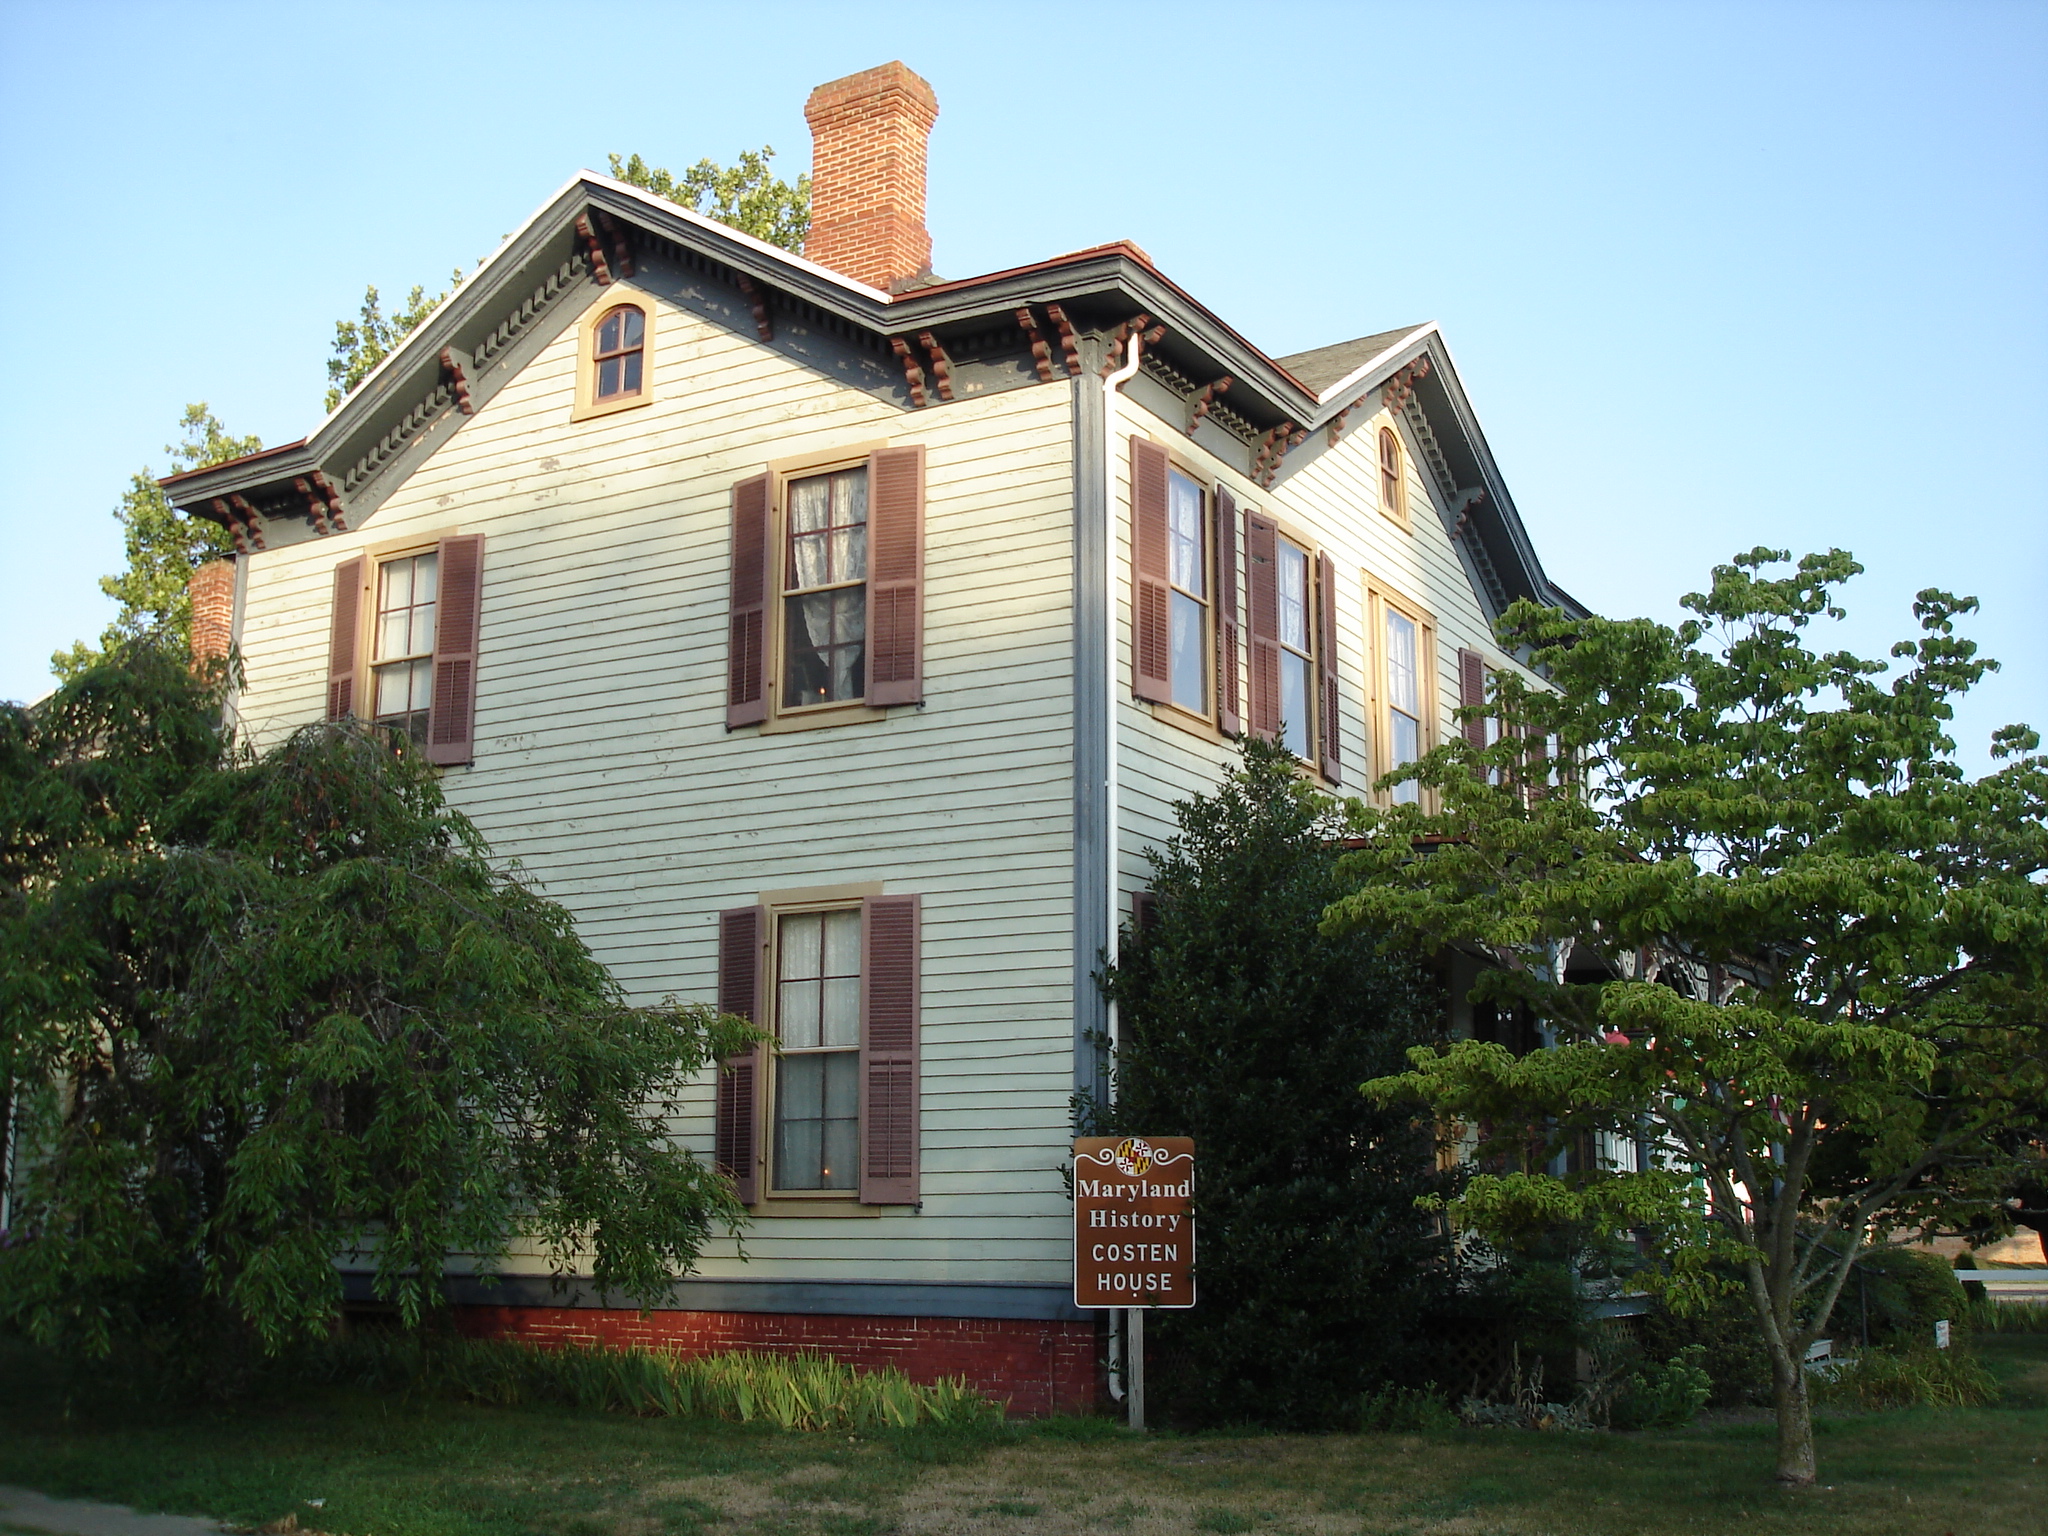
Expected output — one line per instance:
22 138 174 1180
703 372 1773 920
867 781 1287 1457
232 287 1085 1288
1107 396 1546 907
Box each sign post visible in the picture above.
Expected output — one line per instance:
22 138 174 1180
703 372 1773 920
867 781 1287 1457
1073 1136 1194 1430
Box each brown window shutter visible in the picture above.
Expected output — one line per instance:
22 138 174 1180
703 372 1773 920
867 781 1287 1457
865 445 925 707
1316 550 1341 784
1244 512 1280 742
425 534 485 766
1458 648 1489 751
1131 889 1160 932
1129 438 1173 704
726 473 772 729
715 905 765 1206
859 894 920 1205
1212 487 1242 738
326 557 364 720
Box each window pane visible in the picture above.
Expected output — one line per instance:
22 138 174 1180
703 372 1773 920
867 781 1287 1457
781 913 822 979
821 909 860 976
783 595 831 705
780 979 821 1049
621 307 644 347
408 657 434 713
1168 472 1204 597
1385 610 1419 716
597 357 620 398
408 600 437 657
790 476 831 536
836 468 868 528
378 609 409 660
1278 542 1309 651
1170 590 1205 714
832 522 866 585
776 1051 858 1191
821 978 860 1048
1391 709 1421 803
381 559 412 611
413 553 437 604
1281 651 1311 760
598 313 620 354
621 352 642 394
374 664 410 719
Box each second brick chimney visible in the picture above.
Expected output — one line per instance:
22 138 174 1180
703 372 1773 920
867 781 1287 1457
803 62 939 293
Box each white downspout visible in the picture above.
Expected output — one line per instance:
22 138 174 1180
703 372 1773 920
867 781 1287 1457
1100 330 1145 1411
1102 330 1145 1064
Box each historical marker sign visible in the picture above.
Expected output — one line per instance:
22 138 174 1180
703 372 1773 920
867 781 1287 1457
1073 1136 1195 1309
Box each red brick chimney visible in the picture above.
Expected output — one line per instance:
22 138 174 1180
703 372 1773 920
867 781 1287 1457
188 558 235 671
803 62 939 292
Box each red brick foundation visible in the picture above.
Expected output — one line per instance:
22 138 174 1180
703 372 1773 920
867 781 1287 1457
454 1304 1104 1418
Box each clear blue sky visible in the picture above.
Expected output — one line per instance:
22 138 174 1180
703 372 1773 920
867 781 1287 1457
3 0 2042 770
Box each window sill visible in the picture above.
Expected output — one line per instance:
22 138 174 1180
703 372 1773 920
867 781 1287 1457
1145 701 1231 747
569 391 654 424
758 702 893 735
748 1198 889 1219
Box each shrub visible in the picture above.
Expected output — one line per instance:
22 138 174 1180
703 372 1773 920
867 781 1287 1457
1842 1248 1968 1351
1101 740 1450 1430
1609 1345 1712 1430
1812 1345 1999 1411
1637 1272 1774 1408
1358 1383 1458 1433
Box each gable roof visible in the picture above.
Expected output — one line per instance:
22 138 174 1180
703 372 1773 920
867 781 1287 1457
164 171 1583 620
1275 328 1429 395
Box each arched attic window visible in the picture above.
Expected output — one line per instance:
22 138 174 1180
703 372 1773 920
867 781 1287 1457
593 304 646 401
1378 425 1407 528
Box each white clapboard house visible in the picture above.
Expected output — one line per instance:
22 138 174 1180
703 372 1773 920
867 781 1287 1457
164 62 1584 1413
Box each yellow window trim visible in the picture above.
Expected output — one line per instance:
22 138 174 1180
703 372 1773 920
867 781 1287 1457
569 285 658 422
1364 576 1438 809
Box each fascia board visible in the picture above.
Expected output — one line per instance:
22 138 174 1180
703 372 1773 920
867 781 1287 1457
166 443 322 508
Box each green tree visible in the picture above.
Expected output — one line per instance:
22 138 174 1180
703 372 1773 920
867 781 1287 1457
325 275 463 412
1332 549 2048 1484
51 406 261 682
1101 738 1448 1429
0 643 756 1367
608 148 810 252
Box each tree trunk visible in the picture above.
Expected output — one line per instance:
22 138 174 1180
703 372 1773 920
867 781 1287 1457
1771 1352 1817 1486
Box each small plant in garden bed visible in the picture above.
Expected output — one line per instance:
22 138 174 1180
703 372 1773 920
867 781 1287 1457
318 1334 1002 1432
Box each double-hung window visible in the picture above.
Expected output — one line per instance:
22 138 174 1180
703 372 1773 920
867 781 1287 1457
371 550 437 746
714 895 923 1208
1244 512 1339 781
724 448 926 728
1130 439 1225 726
1275 537 1313 761
325 534 485 766
1367 581 1435 805
773 908 862 1190
1165 468 1209 714
782 468 869 708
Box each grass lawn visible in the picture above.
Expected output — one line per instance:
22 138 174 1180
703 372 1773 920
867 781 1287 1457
1 1335 2042 1535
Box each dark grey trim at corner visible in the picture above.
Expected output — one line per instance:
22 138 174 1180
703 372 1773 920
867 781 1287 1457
1070 360 1110 1116
338 1272 1094 1323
